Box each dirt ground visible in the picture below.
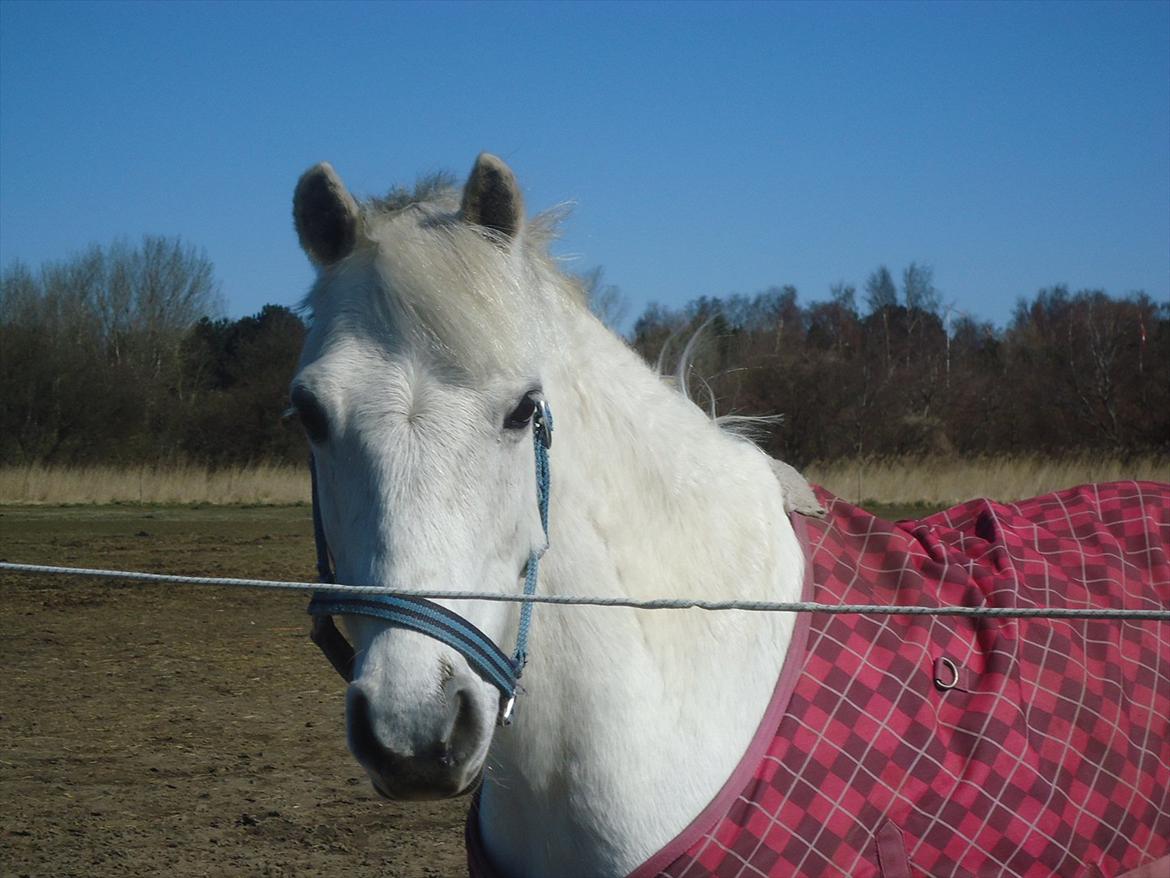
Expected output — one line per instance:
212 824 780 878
0 505 468 878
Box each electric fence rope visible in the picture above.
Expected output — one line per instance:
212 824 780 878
2 561 1168 621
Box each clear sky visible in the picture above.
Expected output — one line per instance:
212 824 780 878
2 0 1167 331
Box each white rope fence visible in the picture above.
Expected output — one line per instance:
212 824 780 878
1 561 1168 621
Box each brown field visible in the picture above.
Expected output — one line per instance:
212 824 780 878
0 505 467 877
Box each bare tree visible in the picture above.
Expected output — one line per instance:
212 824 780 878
864 266 898 313
864 266 898 373
829 281 857 313
579 266 631 334
0 237 222 463
902 262 940 314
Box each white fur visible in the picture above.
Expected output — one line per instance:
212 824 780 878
293 164 804 876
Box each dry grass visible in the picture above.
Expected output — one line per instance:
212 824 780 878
806 454 1169 507
1 456 1165 507
0 462 309 505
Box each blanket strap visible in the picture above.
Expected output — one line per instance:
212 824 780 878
876 821 912 878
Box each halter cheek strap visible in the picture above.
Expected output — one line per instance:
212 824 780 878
307 400 553 726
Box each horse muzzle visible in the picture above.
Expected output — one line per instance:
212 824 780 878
343 655 493 801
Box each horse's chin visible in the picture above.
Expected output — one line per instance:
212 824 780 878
368 764 484 801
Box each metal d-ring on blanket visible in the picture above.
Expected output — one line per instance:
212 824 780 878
306 399 553 726
934 656 961 691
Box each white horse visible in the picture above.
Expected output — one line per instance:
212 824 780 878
291 154 802 876
289 155 1170 878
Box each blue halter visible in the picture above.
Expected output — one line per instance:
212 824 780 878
307 400 553 725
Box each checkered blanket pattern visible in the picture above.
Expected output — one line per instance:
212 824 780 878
633 480 1170 878
466 481 1170 877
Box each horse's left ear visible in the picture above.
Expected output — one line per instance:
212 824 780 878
460 153 525 242
293 162 361 267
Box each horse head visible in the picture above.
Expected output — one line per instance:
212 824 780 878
290 154 558 800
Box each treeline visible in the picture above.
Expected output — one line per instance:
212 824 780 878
630 266 1168 465
2 243 1166 469
0 238 305 466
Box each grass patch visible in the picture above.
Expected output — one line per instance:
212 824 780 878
1 455 1164 507
0 462 309 505
805 454 1168 507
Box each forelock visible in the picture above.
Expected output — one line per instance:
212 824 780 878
363 172 460 215
370 210 537 375
299 173 586 377
304 214 583 379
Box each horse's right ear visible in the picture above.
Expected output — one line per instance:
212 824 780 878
293 162 361 267
460 153 525 243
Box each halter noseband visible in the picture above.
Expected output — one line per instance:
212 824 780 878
307 399 553 726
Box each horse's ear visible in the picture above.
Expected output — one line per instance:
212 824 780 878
460 153 525 242
293 162 361 267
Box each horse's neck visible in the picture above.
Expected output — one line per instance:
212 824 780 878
479 318 804 877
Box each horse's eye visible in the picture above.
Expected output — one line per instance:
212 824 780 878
291 386 329 444
504 393 538 430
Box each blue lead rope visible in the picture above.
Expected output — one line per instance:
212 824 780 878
513 399 552 672
307 400 553 725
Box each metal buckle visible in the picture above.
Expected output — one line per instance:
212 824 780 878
498 695 516 726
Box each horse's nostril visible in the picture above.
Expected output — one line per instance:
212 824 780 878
349 686 370 721
347 686 388 767
445 685 482 765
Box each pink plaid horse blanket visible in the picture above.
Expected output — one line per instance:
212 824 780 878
468 481 1170 877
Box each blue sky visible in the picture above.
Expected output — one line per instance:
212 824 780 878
1 0 1167 332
